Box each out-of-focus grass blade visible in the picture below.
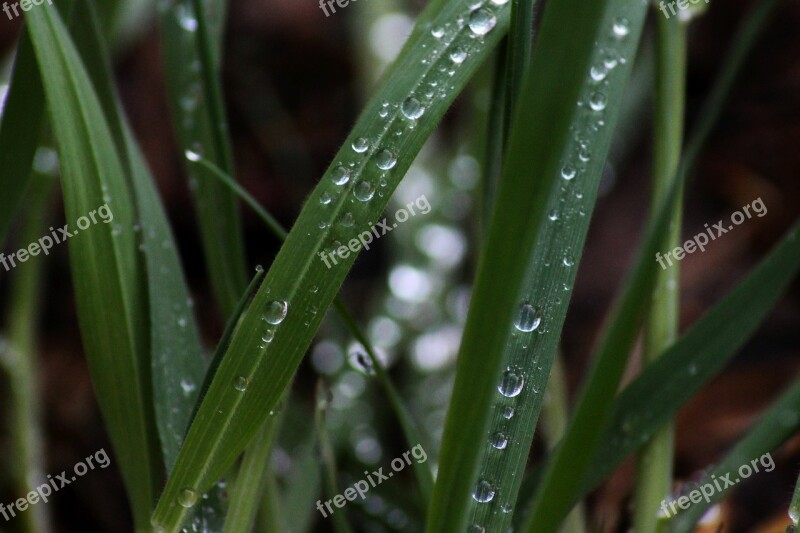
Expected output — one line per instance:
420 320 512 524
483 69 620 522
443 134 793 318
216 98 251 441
277 433 322 533
25 5 160 528
192 155 435 503
157 0 246 315
667 376 800 531
0 32 45 246
428 0 647 530
153 0 512 529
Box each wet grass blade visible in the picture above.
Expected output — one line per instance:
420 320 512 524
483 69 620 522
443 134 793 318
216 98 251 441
0 31 45 245
667 377 800 531
157 0 246 315
25 5 160 528
152 0 513 529
428 0 647 530
580 221 800 515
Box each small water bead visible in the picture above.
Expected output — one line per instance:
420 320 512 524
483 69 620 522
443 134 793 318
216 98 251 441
561 165 576 180
178 488 198 508
354 181 376 202
262 329 275 343
263 300 288 325
331 166 351 185
514 302 542 332
467 0 482 9
401 97 426 120
175 5 198 32
431 26 445 39
180 379 196 394
450 46 468 64
339 212 355 227
352 137 370 153
548 209 559 221
590 64 608 82
589 92 608 111
472 479 496 503
579 146 591 162
468 526 485 533
490 432 508 450
490 0 510 4
318 221 329 229
185 149 201 162
320 192 332 205
603 50 619 69
502 406 514 419
612 17 630 38
501 504 512 514
375 149 397 170
498 367 525 397
234 376 249 392
468 8 497 36
177 317 187 328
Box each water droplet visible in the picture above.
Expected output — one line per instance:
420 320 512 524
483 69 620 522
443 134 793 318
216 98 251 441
178 488 198 508
262 329 275 343
514 302 542 332
320 192 332 205
180 379 196 394
612 17 630 37
185 149 201 162
177 317 187 328
234 376 249 392
501 503 512 513
331 166 351 185
491 432 508 450
472 479 496 503
401 97 426 120
352 137 369 153
468 9 497 36
502 406 514 419
468 526 485 533
490 0 510 4
176 5 198 32
579 146 591 162
603 50 619 69
590 64 608 82
589 92 608 111
263 300 288 325
450 46 468 64
563 256 574 267
561 165 576 181
498 367 525 397
431 26 445 39
354 181 376 202
375 149 397 170
548 209 559 221
339 212 355 227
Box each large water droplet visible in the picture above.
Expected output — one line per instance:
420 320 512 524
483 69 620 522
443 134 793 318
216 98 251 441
450 46 468 64
331 166 351 185
401 97 426 120
468 9 497 36
354 181 376 202
352 137 369 153
612 17 630 38
498 367 525 397
234 376 249 392
472 479 496 503
375 149 397 170
263 300 288 325
589 92 608 111
514 302 542 332
491 432 508 450
178 488 198 508
563 256 574 267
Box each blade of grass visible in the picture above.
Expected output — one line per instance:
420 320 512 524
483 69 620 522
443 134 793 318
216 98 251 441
0 173 55 533
633 11 687 533
191 154 435 502
152 0 513 529
25 5 161 528
157 0 246 315
429 0 648 530
666 377 800 531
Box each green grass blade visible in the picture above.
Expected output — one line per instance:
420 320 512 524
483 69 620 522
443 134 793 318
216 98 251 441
192 154 435 503
667 377 800 531
0 31 45 245
152 0 512 529
157 0 246 315
580 221 800 515
428 0 647 530
25 5 160 528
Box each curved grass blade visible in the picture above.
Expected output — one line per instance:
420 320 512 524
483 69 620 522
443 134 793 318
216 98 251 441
157 0 246 315
428 0 648 530
152 0 513 529
25 5 160 527
667 377 800 531
192 155 435 503
0 31 45 246
579 222 800 520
